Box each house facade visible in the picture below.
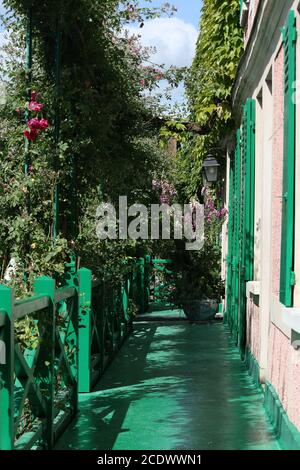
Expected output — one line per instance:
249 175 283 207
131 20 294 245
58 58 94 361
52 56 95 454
224 0 300 448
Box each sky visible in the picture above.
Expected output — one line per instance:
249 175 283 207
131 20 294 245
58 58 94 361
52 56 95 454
133 1 203 68
129 1 203 108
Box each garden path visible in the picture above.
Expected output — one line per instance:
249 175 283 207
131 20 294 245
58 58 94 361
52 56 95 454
56 311 280 450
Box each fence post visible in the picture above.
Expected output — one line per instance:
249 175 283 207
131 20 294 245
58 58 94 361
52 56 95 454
0 285 14 450
144 256 151 311
138 258 145 313
34 277 55 450
63 254 79 411
77 268 92 393
122 276 129 322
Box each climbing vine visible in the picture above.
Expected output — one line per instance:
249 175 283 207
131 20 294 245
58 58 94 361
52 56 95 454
162 0 244 301
173 0 243 200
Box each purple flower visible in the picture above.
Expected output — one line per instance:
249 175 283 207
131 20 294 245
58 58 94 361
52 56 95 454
160 195 170 204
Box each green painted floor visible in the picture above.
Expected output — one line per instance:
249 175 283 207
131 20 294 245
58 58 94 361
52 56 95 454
56 312 280 450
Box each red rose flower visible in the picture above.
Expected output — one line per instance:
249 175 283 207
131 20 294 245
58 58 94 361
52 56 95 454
31 91 39 101
24 128 38 142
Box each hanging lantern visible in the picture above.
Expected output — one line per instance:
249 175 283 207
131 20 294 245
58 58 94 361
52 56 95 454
202 156 220 183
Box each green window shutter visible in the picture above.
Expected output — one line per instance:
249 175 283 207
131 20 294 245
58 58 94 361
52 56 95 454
280 10 297 307
241 98 256 282
233 129 241 339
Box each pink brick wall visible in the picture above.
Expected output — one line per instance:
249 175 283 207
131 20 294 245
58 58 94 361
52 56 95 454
268 323 300 430
266 43 300 432
271 46 284 296
244 41 300 433
236 0 300 438
246 298 260 361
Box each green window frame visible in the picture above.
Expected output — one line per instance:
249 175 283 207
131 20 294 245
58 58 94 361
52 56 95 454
280 10 297 307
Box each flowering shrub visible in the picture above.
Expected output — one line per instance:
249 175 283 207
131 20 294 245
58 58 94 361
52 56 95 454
152 179 177 204
122 1 177 25
202 187 227 223
0 0 180 291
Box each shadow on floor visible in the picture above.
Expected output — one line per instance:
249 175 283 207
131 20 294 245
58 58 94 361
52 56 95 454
56 320 280 451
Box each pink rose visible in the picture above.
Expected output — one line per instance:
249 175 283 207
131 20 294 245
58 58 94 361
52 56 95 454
39 118 49 130
28 118 41 129
28 118 48 131
29 101 44 112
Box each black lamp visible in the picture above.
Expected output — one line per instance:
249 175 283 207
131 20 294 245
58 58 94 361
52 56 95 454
202 155 220 183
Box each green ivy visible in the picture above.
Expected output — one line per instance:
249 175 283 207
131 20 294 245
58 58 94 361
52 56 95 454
173 0 243 200
164 0 244 301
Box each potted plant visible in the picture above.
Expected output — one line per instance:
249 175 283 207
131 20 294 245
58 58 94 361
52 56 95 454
171 242 224 322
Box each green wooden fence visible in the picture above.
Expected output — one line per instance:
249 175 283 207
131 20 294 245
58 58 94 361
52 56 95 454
151 259 175 307
0 258 147 450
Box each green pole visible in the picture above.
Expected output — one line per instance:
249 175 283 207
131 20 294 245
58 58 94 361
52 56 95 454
71 154 78 239
53 14 62 240
77 268 92 393
24 7 33 193
138 258 145 313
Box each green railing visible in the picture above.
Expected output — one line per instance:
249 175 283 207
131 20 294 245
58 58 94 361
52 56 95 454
0 258 147 450
0 277 78 450
151 259 175 306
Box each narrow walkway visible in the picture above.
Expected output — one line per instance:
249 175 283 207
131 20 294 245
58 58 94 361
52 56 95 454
56 311 280 450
